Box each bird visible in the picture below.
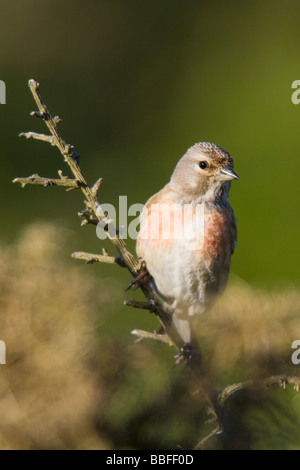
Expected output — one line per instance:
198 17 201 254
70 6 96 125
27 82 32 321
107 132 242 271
136 142 238 344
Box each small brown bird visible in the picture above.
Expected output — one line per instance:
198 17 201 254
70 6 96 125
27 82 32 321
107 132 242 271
136 142 238 342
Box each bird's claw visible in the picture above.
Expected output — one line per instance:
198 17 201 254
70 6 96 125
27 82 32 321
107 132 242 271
174 342 201 366
125 262 151 291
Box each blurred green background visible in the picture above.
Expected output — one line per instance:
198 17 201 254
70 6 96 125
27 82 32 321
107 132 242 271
1 0 300 450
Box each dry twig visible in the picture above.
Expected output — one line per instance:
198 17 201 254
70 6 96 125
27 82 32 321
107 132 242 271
14 79 185 351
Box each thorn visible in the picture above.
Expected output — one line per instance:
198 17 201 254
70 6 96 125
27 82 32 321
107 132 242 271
53 115 62 125
91 178 103 198
102 248 109 256
58 170 68 180
131 328 170 344
30 110 49 120
28 79 39 87
18 131 55 145
132 335 144 344
64 144 72 156
78 210 97 226
125 280 139 292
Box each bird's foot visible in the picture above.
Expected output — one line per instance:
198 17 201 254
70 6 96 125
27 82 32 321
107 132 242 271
125 261 151 291
174 342 202 366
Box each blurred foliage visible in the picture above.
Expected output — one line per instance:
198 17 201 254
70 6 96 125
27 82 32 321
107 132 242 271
1 0 300 450
0 222 298 450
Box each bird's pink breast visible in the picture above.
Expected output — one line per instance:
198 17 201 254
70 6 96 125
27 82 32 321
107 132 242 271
136 196 237 315
201 209 234 259
138 199 235 261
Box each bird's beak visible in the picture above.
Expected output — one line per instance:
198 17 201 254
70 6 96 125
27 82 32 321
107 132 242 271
217 167 239 182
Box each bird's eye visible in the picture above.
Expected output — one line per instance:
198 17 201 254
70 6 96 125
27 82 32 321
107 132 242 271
199 161 208 170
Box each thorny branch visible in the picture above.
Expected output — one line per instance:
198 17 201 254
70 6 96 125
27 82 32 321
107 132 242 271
14 171 81 190
71 250 126 267
13 79 300 450
14 80 184 350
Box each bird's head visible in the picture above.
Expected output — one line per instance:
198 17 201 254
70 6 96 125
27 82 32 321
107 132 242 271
170 142 239 202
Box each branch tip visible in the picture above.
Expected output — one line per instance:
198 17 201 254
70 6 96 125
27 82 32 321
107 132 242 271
53 115 62 125
19 131 54 145
58 170 67 179
91 178 103 198
13 174 80 190
131 329 170 344
71 250 125 267
28 79 39 88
